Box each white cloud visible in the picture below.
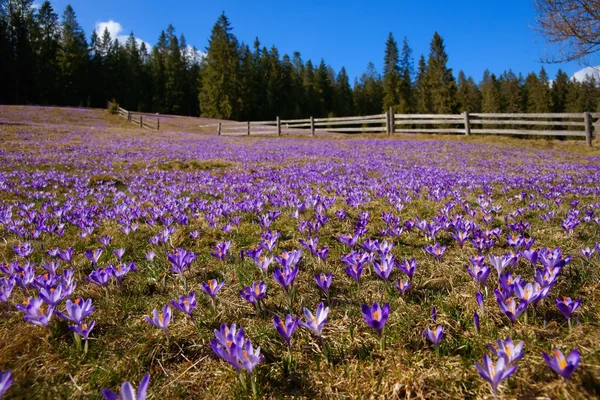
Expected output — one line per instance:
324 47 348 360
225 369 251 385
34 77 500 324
186 45 206 64
571 66 600 83
95 20 151 50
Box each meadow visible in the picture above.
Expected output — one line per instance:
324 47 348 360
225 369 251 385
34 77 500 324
0 106 599 399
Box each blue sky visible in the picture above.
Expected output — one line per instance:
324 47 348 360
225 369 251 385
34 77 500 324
46 0 596 82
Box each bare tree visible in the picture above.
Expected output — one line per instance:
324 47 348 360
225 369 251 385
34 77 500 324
534 0 600 63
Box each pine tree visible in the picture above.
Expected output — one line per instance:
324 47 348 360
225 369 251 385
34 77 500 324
414 55 430 113
199 13 240 119
333 67 353 116
456 70 481 112
57 5 88 106
480 70 501 112
5 0 37 103
164 25 186 114
551 69 569 113
499 70 522 113
34 1 59 104
382 32 401 113
151 31 168 112
426 32 456 114
314 59 333 117
398 37 413 113
354 62 383 115
524 68 552 113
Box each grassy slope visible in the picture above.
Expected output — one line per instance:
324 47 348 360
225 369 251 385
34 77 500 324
0 106 599 399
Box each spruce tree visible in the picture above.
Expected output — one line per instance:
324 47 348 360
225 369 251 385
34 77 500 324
499 69 522 113
551 69 569 113
57 5 88 106
35 1 59 104
382 32 401 112
333 67 354 116
426 32 456 114
524 68 552 113
398 37 413 113
481 70 501 112
457 70 481 112
414 55 430 113
199 13 240 119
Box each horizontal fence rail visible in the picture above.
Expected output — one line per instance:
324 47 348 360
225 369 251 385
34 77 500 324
198 109 597 146
117 106 160 131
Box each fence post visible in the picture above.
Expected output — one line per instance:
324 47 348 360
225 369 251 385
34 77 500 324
140 115 143 128
389 107 395 135
463 112 471 136
310 116 315 136
128 111 131 122
385 110 390 135
584 112 592 147
277 116 281 136
157 118 160 130
217 122 221 136
247 121 250 136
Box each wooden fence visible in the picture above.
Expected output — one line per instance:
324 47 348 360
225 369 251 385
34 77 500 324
199 109 598 146
117 107 160 130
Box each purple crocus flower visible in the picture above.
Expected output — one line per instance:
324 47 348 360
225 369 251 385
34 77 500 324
521 249 538 268
343 264 364 284
424 325 444 346
55 298 94 324
167 248 197 275
211 241 232 261
38 286 63 306
475 353 518 399
113 248 125 261
361 302 390 335
314 272 332 294
495 291 527 325
16 297 54 327
58 248 74 264
273 314 299 345
102 373 150 400
476 291 484 308
144 250 156 262
171 292 197 316
98 235 111 247
111 262 137 284
394 278 412 294
431 307 437 322
466 263 491 287
201 279 225 300
84 248 104 266
373 256 395 282
423 243 446 260
542 348 580 380
145 304 172 337
397 258 417 280
239 281 267 305
87 268 112 287
69 320 95 341
235 339 263 376
13 242 34 258
274 249 303 269
579 247 595 260
488 337 524 365
316 247 329 262
474 311 480 332
338 233 359 248
0 370 13 399
252 253 273 273
0 276 16 304
555 296 581 322
298 303 329 338
272 265 299 292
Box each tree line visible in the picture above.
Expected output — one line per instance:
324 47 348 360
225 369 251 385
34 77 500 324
1 2 599 120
